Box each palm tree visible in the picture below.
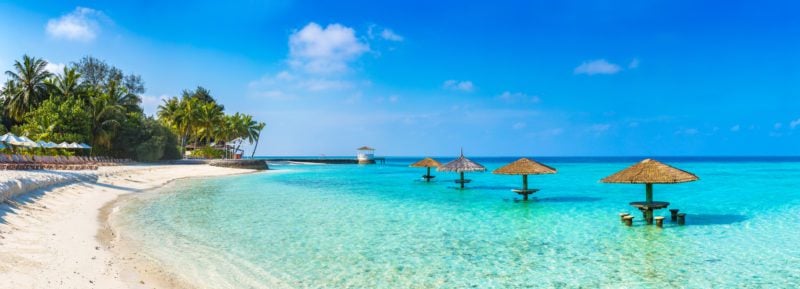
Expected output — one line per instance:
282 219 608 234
88 88 123 152
50 66 85 102
3 55 52 121
196 102 224 145
250 122 265 159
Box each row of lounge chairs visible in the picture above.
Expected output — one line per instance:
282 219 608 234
0 154 133 170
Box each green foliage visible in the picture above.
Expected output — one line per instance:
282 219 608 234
17 98 91 143
1 54 262 162
191 146 224 159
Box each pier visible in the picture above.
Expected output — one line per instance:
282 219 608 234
264 157 386 164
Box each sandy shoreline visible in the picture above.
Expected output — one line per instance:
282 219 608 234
0 164 255 289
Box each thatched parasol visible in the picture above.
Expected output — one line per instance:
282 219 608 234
601 158 698 224
410 157 442 182
438 149 486 188
493 158 556 200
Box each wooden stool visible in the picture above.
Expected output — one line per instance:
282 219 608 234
669 209 680 221
654 216 665 228
623 215 634 226
677 213 686 225
619 212 630 223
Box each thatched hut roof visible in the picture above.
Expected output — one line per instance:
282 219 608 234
601 158 698 184
357 146 375 150
493 158 556 175
410 157 442 168
438 152 486 173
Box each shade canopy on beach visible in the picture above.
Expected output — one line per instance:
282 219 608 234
410 157 443 182
357 146 375 151
410 157 442 168
493 158 557 200
601 158 698 184
601 158 699 224
36 140 57 148
439 150 486 188
79 143 92 149
494 158 556 175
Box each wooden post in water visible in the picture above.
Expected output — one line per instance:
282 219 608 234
644 183 654 224
522 174 529 200
426 167 432 182
619 212 630 222
655 216 665 228
669 209 679 221
459 172 465 189
677 213 686 225
623 215 634 226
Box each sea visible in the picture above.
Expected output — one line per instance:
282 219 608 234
112 157 800 288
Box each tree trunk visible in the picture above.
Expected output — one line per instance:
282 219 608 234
250 133 261 159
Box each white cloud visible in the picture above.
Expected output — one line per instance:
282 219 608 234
730 124 740 132
790 118 800 129
380 29 404 42
443 80 474 92
512 122 527 130
628 58 640 69
45 7 106 42
288 22 369 74
248 70 355 100
774 122 783 129
44 61 66 74
496 91 540 103
574 59 622 75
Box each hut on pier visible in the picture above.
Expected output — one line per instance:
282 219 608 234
601 158 698 225
410 157 442 182
493 158 557 201
438 150 486 189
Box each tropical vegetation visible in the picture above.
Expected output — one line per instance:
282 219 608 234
0 55 265 161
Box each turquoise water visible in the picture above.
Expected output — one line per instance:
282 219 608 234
115 158 800 288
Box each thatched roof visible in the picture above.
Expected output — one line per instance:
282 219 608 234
493 158 556 175
357 146 375 150
410 157 442 168
601 158 698 184
438 152 486 173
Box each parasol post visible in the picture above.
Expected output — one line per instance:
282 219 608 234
645 183 653 203
522 174 528 191
460 172 465 189
426 167 431 182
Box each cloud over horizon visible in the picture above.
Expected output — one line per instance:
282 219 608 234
288 22 369 74
574 59 622 75
45 7 106 42
443 80 474 92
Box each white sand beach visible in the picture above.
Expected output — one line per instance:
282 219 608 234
0 164 254 289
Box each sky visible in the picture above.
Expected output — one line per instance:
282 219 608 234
0 0 798 156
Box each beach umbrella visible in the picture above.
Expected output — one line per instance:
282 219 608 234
493 158 557 201
68 142 82 149
57 142 71 148
410 157 443 182
438 149 486 189
14 135 39 148
601 158 698 224
0 133 24 145
79 143 92 149
47 141 59 148
36 140 56 148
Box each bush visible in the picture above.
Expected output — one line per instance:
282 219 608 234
192 146 224 159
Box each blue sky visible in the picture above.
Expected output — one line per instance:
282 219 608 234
1 1 798 156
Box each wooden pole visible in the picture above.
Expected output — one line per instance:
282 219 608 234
645 183 653 203
522 175 528 191
426 167 431 182
460 172 465 189
522 174 529 200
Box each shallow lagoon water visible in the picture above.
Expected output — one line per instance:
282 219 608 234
115 158 800 288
